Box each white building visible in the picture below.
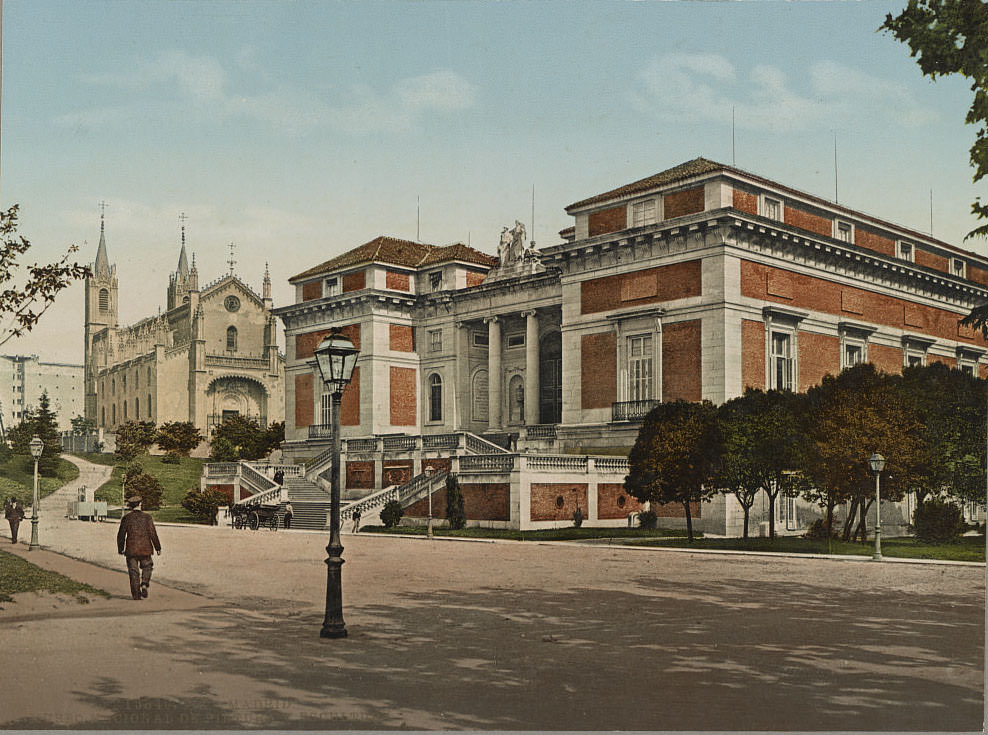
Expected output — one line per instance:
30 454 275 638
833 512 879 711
0 354 84 434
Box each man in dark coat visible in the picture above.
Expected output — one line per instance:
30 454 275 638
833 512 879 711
117 496 162 600
5 498 25 543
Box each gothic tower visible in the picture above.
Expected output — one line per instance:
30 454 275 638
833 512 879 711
167 215 192 310
84 208 119 421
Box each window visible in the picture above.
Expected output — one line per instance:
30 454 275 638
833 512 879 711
630 199 657 227
429 373 443 422
898 241 914 262
111 378 115 395
101 407 105 426
471 369 489 422
473 332 489 348
770 331 794 391
906 352 924 368
509 374 524 423
835 221 853 243
321 391 332 426
429 329 442 353
961 364 975 376
226 326 238 351
147 367 151 383
123 401 128 419
628 335 654 401
507 334 525 348
147 394 152 418
122 374 127 391
325 277 340 297
135 397 139 417
99 288 109 312
135 370 139 389
762 196 782 221
112 405 116 424
952 258 966 278
429 272 443 291
842 342 864 370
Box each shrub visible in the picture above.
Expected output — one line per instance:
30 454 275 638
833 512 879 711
638 510 657 530
156 421 202 456
127 472 164 511
913 498 966 543
805 518 837 540
380 499 404 528
181 487 229 522
572 506 584 528
209 436 238 462
445 475 466 530
161 451 181 465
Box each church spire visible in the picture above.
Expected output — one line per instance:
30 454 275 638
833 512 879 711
263 262 271 300
176 212 189 280
94 201 111 278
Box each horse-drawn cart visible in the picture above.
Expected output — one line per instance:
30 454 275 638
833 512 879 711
230 502 280 531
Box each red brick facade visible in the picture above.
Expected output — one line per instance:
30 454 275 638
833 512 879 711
466 271 486 287
662 320 701 401
664 187 705 219
581 332 616 409
968 264 988 288
928 354 957 369
742 319 766 390
784 204 832 238
406 482 510 521
206 484 235 504
341 366 360 426
386 270 410 291
382 460 413 487
346 461 374 489
301 281 322 301
868 344 903 375
342 270 365 293
855 227 896 258
655 501 701 518
581 259 702 314
915 247 949 273
798 332 840 392
294 373 313 428
597 483 644 519
389 324 414 352
531 483 589 522
733 189 758 215
422 458 451 474
588 205 626 237
296 323 361 360
389 366 417 426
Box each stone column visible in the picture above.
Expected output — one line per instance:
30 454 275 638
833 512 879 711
523 310 539 425
486 316 501 429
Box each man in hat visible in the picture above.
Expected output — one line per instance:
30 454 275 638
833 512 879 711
5 497 25 543
116 496 161 600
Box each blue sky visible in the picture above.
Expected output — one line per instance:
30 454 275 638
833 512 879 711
2 0 983 363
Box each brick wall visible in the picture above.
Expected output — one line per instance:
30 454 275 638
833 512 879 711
854 227 896 257
466 271 486 287
733 189 758 215
423 458 451 474
597 483 645 520
664 187 705 219
798 332 840 392
928 354 957 369
868 344 902 374
784 205 832 237
406 482 510 521
301 281 322 301
389 366 417 425
381 460 413 487
341 366 360 425
295 373 313 428
386 270 410 291
663 320 701 401
588 205 626 237
742 319 766 390
581 332 616 409
915 247 949 273
530 483 589 522
342 270 365 293
655 501 700 518
296 323 362 360
346 461 374 489
581 259 702 314
968 264 988 287
740 259 986 346
389 324 414 352
206 484 235 504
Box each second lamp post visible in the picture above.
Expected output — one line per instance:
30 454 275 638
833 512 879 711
313 328 359 639
28 435 44 551
869 452 885 561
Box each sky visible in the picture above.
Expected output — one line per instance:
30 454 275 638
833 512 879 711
1 0 984 364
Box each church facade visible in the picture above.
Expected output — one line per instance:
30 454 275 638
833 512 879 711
83 217 285 440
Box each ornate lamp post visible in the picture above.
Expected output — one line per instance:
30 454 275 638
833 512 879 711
314 328 359 639
869 453 885 561
28 435 44 550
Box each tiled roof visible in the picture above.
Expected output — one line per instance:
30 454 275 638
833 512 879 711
290 236 496 282
566 157 725 211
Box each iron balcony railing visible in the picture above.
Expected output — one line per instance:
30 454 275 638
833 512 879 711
308 423 335 439
611 399 660 423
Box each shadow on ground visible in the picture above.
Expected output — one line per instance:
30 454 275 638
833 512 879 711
11 574 982 730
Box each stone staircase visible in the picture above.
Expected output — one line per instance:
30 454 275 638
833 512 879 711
278 476 332 531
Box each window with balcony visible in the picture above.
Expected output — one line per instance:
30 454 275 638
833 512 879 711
627 335 654 401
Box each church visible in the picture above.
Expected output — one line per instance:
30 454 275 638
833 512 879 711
83 214 285 441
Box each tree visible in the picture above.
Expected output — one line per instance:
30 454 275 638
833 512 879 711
625 400 720 542
7 391 62 476
156 421 203 457
210 416 281 461
115 420 156 460
802 364 923 541
127 471 163 511
0 205 90 347
209 435 238 462
881 1 988 333
181 486 229 523
445 474 466 530
70 414 96 435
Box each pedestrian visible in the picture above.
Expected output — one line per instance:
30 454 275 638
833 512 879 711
274 469 284 485
5 497 25 544
116 496 161 600
352 507 361 534
283 502 293 530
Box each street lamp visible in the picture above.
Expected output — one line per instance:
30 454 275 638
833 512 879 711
314 328 359 639
869 452 885 561
28 435 44 551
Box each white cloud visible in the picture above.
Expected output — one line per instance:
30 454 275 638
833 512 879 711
633 52 937 133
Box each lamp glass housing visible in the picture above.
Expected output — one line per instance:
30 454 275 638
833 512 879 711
869 453 886 474
29 435 44 459
314 331 359 394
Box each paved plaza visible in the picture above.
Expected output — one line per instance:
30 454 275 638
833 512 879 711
0 456 983 731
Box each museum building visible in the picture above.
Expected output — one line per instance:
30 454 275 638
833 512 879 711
271 158 988 534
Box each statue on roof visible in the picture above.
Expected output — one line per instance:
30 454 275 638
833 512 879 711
498 220 527 265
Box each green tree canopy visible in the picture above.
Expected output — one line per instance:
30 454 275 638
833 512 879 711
115 420 157 460
7 391 62 476
155 421 203 456
210 416 282 461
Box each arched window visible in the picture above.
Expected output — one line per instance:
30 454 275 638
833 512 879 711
123 401 128 420
135 397 139 418
147 394 152 418
471 369 489 422
99 288 109 312
112 404 116 424
135 370 139 389
226 326 238 351
101 406 105 427
122 374 127 391
111 378 115 395
147 367 151 383
429 373 443 422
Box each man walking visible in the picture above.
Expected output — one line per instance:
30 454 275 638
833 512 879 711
116 496 161 600
5 498 25 543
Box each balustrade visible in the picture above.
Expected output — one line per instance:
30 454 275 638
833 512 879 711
526 455 587 472
459 454 515 472
525 424 557 440
346 438 377 453
422 434 459 450
611 399 660 423
382 435 417 451
205 462 239 477
595 457 630 473
308 423 335 439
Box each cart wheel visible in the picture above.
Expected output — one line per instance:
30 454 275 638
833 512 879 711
248 511 260 530
268 516 278 531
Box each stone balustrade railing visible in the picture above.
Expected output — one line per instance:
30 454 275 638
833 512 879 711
459 454 515 472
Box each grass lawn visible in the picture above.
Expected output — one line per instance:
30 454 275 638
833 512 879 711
0 549 109 605
362 525 697 542
71 452 205 523
0 456 80 505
